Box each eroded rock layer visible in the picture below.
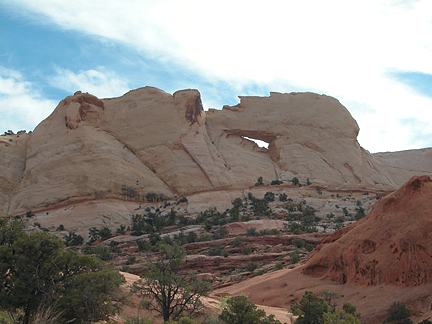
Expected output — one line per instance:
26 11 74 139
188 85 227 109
1 87 430 215
303 175 432 286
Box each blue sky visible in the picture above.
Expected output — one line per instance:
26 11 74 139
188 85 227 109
1 0 432 153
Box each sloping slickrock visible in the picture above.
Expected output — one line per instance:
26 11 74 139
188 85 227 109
206 92 396 189
8 90 174 214
0 134 29 215
303 175 432 286
374 148 432 188
1 87 430 216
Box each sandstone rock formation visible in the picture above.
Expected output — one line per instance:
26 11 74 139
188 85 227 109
303 175 432 286
1 87 431 216
374 148 432 188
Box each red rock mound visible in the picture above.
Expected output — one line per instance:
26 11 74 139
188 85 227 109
303 175 432 286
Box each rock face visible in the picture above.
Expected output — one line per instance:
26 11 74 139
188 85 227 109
0 87 430 216
303 175 432 286
374 148 432 188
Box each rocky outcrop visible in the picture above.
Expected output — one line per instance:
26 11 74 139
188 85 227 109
0 133 29 215
374 148 432 188
303 175 432 286
0 87 430 216
206 92 397 189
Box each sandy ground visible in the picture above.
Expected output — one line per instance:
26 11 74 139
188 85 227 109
120 271 296 324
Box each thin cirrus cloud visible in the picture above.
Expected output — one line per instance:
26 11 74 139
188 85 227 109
4 0 432 152
49 67 131 99
0 67 57 133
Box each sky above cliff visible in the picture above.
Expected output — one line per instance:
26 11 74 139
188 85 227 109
1 0 431 153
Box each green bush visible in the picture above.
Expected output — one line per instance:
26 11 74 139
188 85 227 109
264 192 275 202
245 262 259 272
219 295 281 324
275 263 283 270
208 246 223 256
305 244 314 252
125 316 152 324
271 180 283 185
383 302 412 324
242 246 252 255
64 232 84 246
292 238 305 248
197 234 213 242
115 224 127 235
233 237 243 247
255 176 264 186
126 256 136 265
232 198 243 209
167 317 199 324
246 228 258 236
290 250 300 264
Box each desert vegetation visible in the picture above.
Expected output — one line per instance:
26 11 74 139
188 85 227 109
2 184 396 323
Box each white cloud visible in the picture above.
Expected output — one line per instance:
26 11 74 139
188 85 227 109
9 0 432 152
0 67 56 133
49 67 130 99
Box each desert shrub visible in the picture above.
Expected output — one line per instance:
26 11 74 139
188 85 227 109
271 180 283 185
64 232 84 247
246 228 258 236
177 197 188 204
251 198 271 216
290 250 300 264
293 238 305 248
245 262 259 272
232 198 243 209
242 246 252 255
264 192 275 202
290 291 328 324
167 317 200 324
207 246 223 256
186 231 198 243
305 244 314 252
197 234 213 242
213 227 229 240
233 237 243 247
204 222 212 231
275 263 283 270
279 193 288 201
125 316 152 324
259 229 279 236
109 240 120 252
219 295 281 324
383 302 412 324
126 256 136 265
115 224 127 235
136 239 151 252
89 226 112 242
92 245 113 260
335 216 345 223
255 176 264 186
